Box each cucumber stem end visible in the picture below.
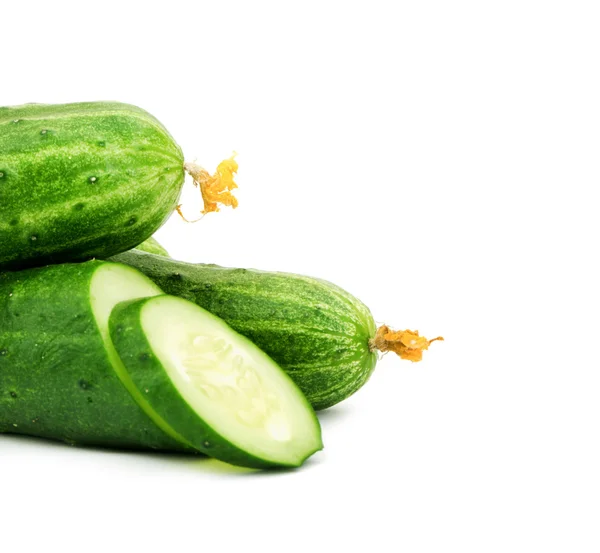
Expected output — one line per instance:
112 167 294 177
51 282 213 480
177 153 239 222
369 326 443 362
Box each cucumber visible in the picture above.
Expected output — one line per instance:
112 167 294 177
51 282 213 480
134 237 169 257
0 260 187 451
110 295 322 468
112 250 437 410
0 102 184 270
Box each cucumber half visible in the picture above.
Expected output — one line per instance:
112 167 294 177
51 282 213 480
109 295 323 468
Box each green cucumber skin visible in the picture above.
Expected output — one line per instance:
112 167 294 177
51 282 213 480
135 237 169 257
0 261 187 451
110 297 316 468
0 102 184 270
111 251 379 410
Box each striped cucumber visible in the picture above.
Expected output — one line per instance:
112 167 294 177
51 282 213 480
112 250 443 410
0 102 238 270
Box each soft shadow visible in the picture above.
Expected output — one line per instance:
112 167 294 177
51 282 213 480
0 432 201 457
316 403 354 424
126 448 325 477
0 432 322 477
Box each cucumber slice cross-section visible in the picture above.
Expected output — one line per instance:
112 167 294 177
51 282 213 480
109 295 323 468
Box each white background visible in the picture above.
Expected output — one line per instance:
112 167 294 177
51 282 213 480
1 1 599 551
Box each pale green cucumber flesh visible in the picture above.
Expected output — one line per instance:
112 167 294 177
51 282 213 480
110 295 323 468
90 263 192 448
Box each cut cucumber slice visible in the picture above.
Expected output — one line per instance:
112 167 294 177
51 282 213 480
109 295 323 468
91 263 193 449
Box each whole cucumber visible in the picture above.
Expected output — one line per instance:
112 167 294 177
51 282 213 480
0 102 183 270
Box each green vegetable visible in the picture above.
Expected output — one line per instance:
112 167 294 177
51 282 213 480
111 251 441 410
0 260 185 450
110 295 322 468
0 260 321 468
135 237 169 257
0 102 184 270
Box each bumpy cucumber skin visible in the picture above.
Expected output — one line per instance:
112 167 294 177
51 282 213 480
0 102 184 270
111 251 378 410
110 296 321 468
134 237 169 257
0 261 188 451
